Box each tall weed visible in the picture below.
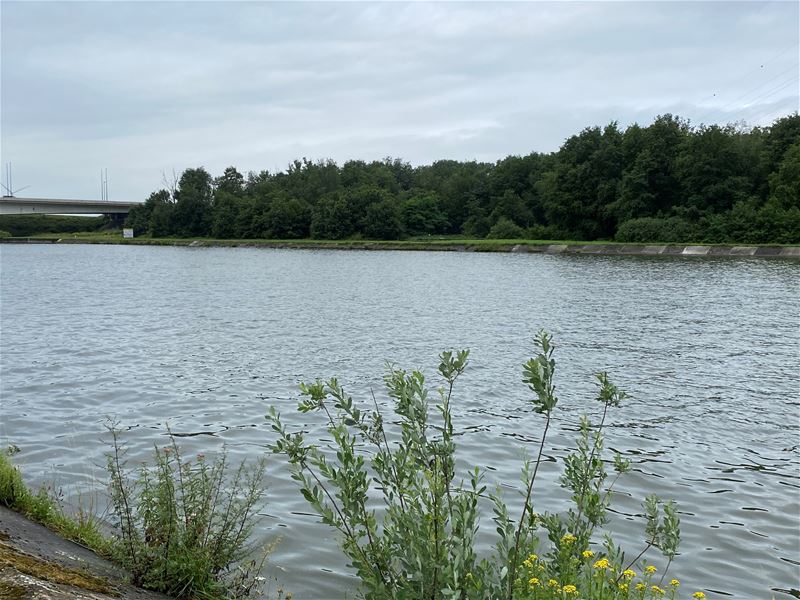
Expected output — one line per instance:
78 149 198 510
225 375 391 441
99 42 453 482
268 332 700 599
106 426 270 599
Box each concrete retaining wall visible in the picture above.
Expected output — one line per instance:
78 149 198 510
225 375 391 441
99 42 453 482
508 243 800 258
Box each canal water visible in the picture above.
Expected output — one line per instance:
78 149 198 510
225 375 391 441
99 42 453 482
1 244 798 598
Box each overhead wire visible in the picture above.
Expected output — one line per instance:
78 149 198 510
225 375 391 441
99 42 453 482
692 41 799 113
695 62 800 125
735 78 800 126
691 0 799 128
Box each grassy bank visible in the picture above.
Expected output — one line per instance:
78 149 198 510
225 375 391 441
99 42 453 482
0 450 110 556
11 232 593 251
3 231 799 256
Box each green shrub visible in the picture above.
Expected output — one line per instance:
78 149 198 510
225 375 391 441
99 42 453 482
106 427 271 599
615 217 697 244
268 332 701 599
523 224 563 241
0 229 11 238
0 447 28 508
708 200 800 244
487 217 525 239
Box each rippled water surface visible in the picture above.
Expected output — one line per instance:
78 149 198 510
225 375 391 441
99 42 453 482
1 244 798 599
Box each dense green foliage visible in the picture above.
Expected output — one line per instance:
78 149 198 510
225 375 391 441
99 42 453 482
0 215 106 237
127 114 799 244
268 333 694 600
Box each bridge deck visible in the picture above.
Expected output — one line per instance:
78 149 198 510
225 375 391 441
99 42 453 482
0 197 140 215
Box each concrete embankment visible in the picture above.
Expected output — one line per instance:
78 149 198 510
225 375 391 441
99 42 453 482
506 243 800 258
0 506 170 600
1 237 799 257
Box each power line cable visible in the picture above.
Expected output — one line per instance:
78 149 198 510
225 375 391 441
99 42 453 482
745 75 799 107
732 83 799 128
695 62 800 124
693 41 799 110
734 78 800 125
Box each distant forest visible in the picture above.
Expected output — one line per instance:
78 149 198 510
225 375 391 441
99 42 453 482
126 113 800 244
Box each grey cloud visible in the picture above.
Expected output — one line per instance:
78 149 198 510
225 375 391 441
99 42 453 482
1 1 797 200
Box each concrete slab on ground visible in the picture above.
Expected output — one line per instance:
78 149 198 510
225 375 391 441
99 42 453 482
0 506 171 600
682 246 711 255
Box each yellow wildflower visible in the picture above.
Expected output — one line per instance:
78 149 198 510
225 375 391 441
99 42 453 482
645 565 657 574
593 558 611 570
652 585 666 596
670 579 680 587
692 593 706 599
618 582 629 592
623 569 636 579
636 582 646 591
523 553 539 568
561 533 577 544
548 579 559 587
563 584 578 595
528 577 540 589
582 550 595 558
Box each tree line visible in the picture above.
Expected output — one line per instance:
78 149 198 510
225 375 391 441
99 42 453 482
126 113 800 244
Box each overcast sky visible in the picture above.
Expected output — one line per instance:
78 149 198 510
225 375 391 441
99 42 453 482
1 1 798 201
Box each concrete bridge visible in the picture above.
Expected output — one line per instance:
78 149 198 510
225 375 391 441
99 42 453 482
0 196 141 215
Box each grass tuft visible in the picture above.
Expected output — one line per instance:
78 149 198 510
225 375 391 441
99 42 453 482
0 450 109 554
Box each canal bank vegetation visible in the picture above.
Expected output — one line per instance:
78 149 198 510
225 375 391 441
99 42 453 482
0 446 110 554
105 426 271 600
267 331 705 600
4 335 709 599
1 439 274 600
123 113 798 245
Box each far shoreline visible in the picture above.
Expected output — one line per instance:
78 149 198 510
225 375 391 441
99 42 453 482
2 235 800 258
